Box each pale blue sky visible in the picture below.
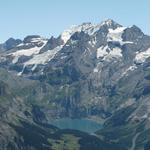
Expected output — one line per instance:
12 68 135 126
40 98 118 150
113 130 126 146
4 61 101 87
0 0 150 42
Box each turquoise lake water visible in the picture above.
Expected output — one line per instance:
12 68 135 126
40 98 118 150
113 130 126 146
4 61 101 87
50 118 103 133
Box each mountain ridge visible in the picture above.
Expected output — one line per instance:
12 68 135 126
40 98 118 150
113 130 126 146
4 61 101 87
0 19 150 150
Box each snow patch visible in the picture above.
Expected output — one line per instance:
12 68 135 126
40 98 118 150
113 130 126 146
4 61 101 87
107 27 126 41
93 68 99 73
135 48 150 63
61 56 67 59
10 41 47 64
97 46 108 58
107 27 133 45
11 47 41 63
88 37 97 47
31 64 38 71
97 46 122 60
107 47 122 58
30 38 46 43
24 46 63 66
17 65 26 76
121 65 137 77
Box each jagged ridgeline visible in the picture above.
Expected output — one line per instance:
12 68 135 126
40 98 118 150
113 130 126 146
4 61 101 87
0 19 150 150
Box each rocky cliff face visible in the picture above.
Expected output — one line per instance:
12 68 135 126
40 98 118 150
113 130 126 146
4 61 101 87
0 69 123 150
1 19 149 119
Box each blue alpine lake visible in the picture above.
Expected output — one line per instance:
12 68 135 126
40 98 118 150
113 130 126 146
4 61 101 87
50 118 103 133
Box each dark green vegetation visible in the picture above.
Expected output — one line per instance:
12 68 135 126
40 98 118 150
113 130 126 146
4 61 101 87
0 68 121 150
96 110 149 150
9 119 124 150
0 67 149 150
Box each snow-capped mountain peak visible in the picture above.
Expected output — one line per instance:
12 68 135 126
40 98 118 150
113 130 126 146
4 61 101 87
61 22 94 43
100 19 122 28
0 19 150 78
61 19 123 44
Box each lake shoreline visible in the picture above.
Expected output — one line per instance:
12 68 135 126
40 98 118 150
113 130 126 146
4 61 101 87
49 117 104 134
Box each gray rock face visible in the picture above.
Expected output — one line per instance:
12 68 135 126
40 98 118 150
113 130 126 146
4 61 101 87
40 36 63 53
5 38 22 50
0 38 22 51
0 19 150 121
23 35 41 43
